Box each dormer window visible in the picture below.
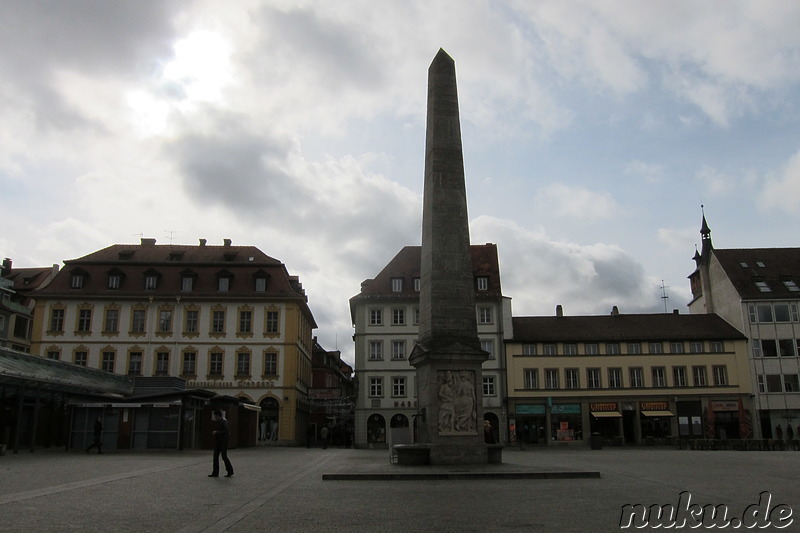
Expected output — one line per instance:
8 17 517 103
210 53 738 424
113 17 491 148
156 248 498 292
181 276 193 292
145 275 158 290
477 276 489 291
218 277 230 292
255 277 267 292
108 274 121 289
413 278 420 292
71 274 85 289
391 278 403 292
783 280 799 292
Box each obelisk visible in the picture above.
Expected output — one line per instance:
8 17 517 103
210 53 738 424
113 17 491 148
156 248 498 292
409 49 489 465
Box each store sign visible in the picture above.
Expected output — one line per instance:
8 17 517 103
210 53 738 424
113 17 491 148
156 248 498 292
589 402 618 412
516 404 545 415
640 401 668 411
711 401 738 411
552 403 581 414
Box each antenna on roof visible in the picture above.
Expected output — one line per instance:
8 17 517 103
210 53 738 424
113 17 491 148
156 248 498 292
164 230 177 246
660 280 669 313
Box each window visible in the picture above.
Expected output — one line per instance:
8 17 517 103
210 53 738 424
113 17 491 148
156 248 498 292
392 308 405 325
393 377 406 397
754 280 771 293
564 344 577 355
413 308 420 325
370 309 383 326
565 368 579 389
132 309 146 333
182 351 197 376
712 365 728 386
155 352 169 376
413 278 420 291
255 277 267 292
673 366 688 387
481 340 494 359
522 344 537 356
264 352 278 375
77 309 92 333
689 342 704 353
369 377 383 397
761 339 778 357
483 376 496 396
49 308 65 332
765 374 782 392
585 343 599 355
652 367 666 388
181 276 193 291
478 307 493 324
391 340 405 360
608 368 622 388
185 310 199 333
266 310 279 334
218 277 230 292
369 341 383 360
104 309 119 333
145 275 157 290
670 342 685 354
750 304 774 323
543 344 557 356
158 310 172 333
784 374 799 392
477 276 488 291
239 310 252 334
649 342 663 355
710 341 724 353
606 343 620 355
47 350 60 360
629 368 643 388
71 274 85 289
102 351 115 372
74 351 87 366
212 310 226 333
236 351 251 376
524 369 538 389
587 368 601 389
108 274 121 289
209 352 224 377
692 366 707 386
391 278 403 292
779 339 795 357
783 280 800 292
627 343 642 355
757 375 765 393
545 369 559 390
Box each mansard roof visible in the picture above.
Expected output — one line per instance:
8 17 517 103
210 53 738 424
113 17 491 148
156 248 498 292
711 248 800 300
511 312 745 343
33 239 313 312
350 243 502 301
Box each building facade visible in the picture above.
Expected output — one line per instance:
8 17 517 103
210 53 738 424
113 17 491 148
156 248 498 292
689 216 800 439
30 238 316 445
1 259 59 353
350 244 511 448
506 309 751 446
309 338 355 447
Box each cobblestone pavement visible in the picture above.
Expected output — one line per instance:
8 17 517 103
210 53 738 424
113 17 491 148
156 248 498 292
1 445 798 532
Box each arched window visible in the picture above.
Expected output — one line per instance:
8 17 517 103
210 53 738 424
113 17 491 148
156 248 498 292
390 414 409 428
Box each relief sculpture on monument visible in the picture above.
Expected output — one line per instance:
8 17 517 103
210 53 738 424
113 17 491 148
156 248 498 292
437 370 477 434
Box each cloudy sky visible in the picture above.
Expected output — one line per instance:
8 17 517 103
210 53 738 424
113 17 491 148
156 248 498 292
3 1 800 366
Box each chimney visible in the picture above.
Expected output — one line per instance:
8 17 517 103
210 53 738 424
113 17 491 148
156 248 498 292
556 304 563 317
1 258 11 277
141 238 157 246
611 306 620 316
223 239 232 247
199 239 207 247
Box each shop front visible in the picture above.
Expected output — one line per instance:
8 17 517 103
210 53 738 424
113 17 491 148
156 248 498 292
551 403 582 442
639 401 674 441
510 403 546 445
589 402 622 442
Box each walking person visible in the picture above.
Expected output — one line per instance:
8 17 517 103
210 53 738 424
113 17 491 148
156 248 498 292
86 417 103 454
208 410 234 478
320 425 329 449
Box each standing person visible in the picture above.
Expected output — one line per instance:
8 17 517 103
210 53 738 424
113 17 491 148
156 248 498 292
776 424 783 441
484 420 496 444
320 425 329 449
86 417 103 454
787 424 794 442
209 410 234 478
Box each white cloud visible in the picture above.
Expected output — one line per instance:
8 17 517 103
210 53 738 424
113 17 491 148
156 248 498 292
760 150 800 214
625 160 663 184
695 165 736 197
534 184 617 220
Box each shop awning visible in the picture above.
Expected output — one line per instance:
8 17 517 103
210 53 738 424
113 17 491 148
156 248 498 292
641 410 675 417
591 411 622 418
